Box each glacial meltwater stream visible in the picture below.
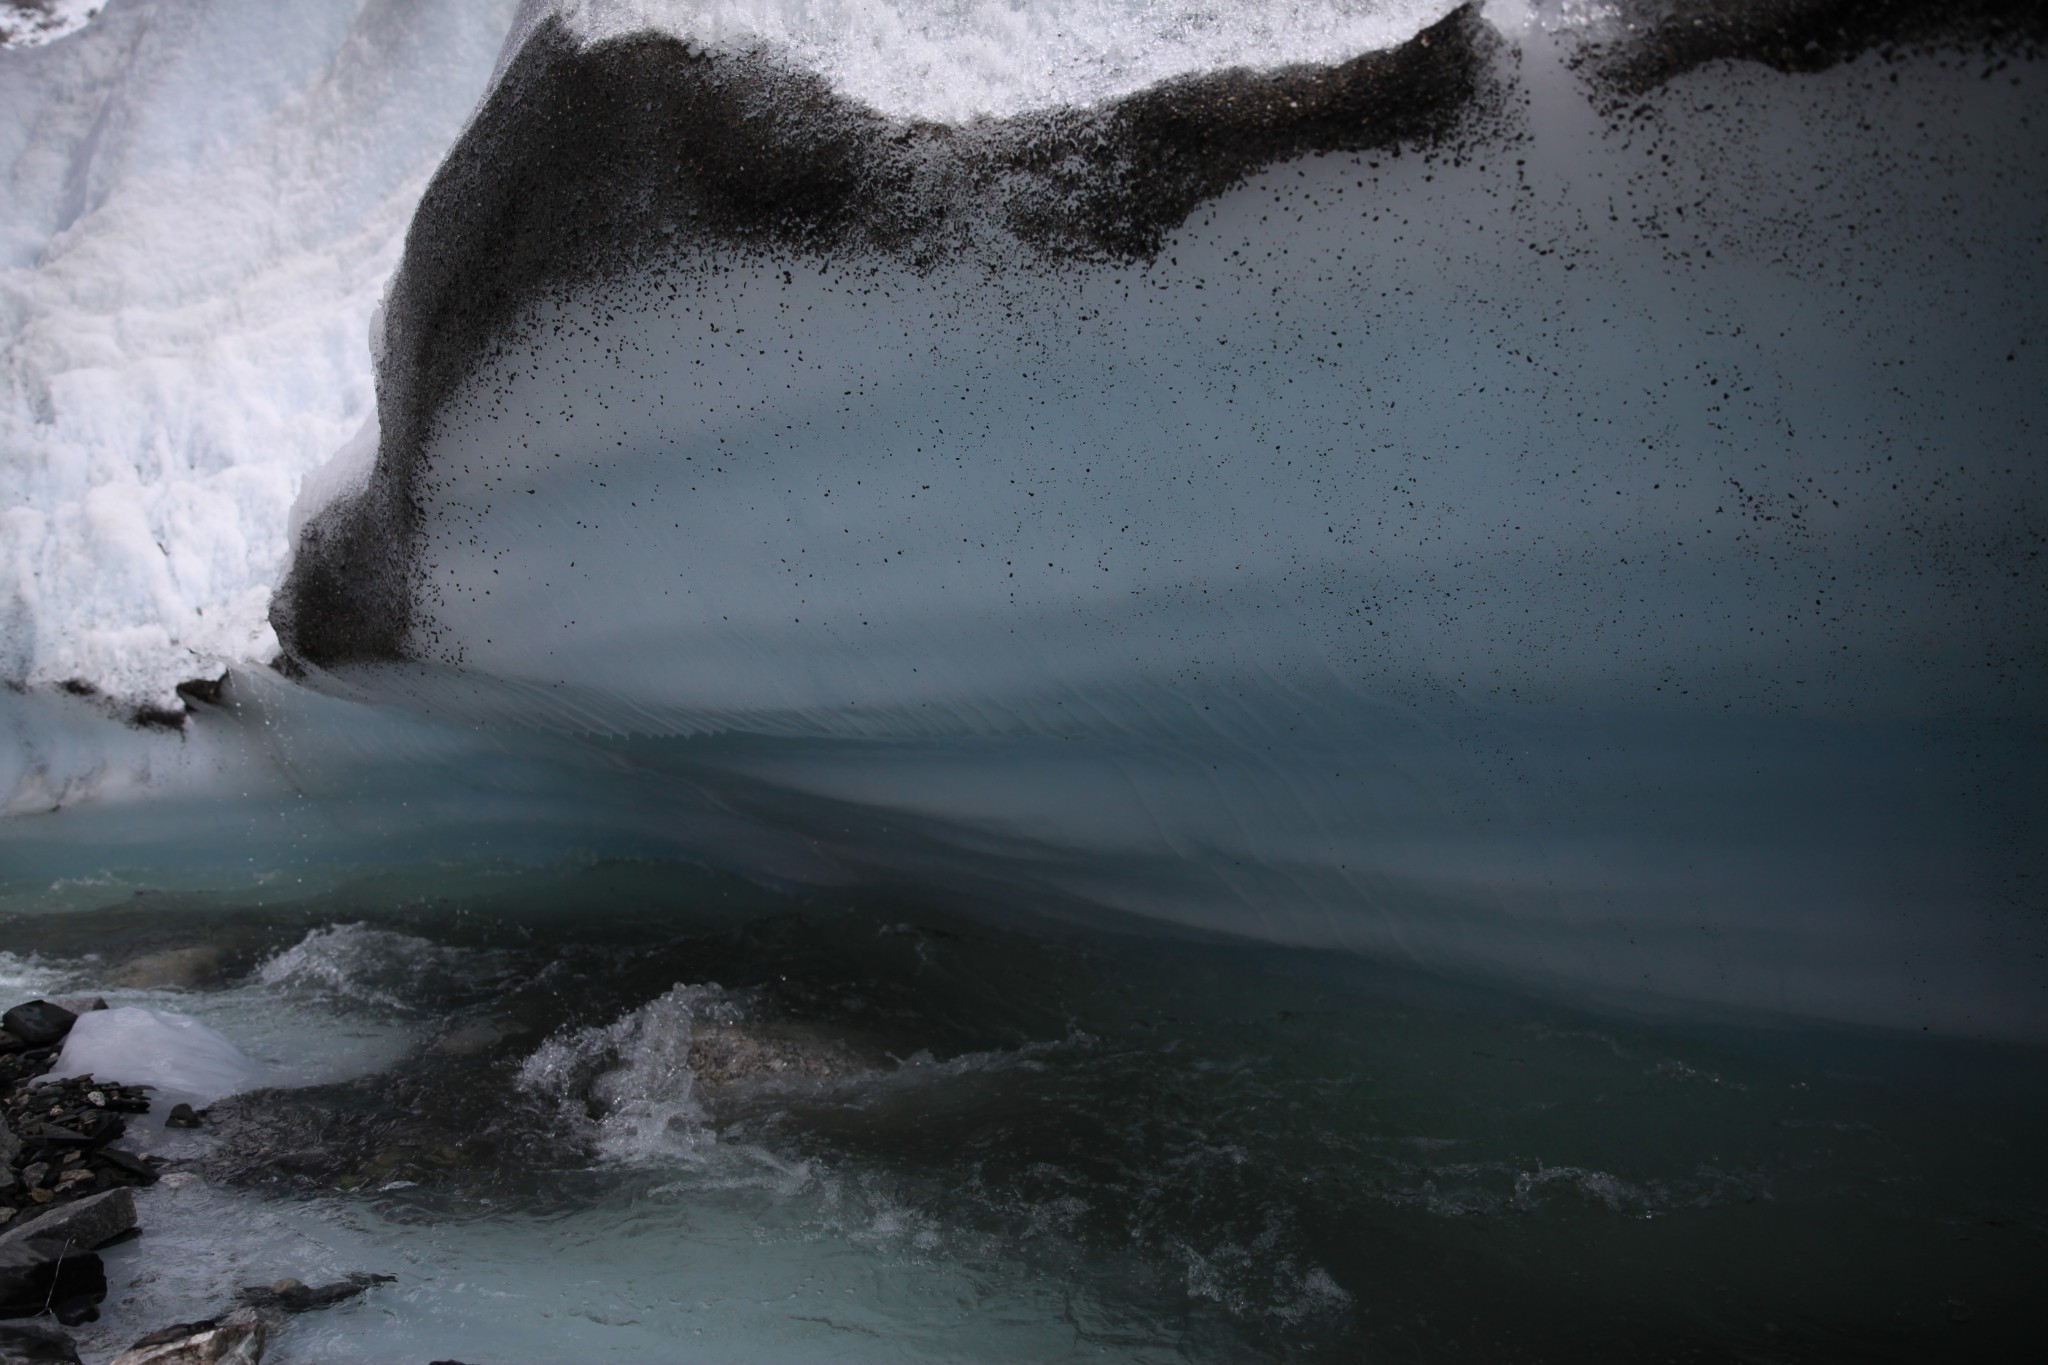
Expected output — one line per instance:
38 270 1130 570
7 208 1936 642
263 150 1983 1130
3 1 2044 1360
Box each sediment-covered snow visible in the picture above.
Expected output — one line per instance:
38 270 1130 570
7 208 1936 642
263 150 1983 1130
0 0 518 707
258 7 2046 1034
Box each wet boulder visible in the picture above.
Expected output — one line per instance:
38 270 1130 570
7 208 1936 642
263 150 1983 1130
0 1007 73 1051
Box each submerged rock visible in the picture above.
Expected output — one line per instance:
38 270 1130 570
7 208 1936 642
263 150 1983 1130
233 1272 392 1315
107 1313 264 1365
106 948 235 992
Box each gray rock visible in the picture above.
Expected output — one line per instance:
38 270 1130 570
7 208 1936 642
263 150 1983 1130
234 1271 391 1315
0 1116 18 1188
107 947 231 991
0 1322 81 1365
0 1188 136 1260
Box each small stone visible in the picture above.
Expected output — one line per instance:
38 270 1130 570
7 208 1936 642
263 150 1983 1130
21 1163 49 1190
27 1190 52 1205
0 1188 137 1257
165 1104 202 1130
85 1092 105 1109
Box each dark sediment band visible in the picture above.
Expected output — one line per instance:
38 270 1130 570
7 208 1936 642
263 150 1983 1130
1576 0 2045 99
271 0 2038 670
273 3 1506 668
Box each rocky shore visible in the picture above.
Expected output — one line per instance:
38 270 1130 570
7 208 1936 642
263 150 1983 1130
0 997 461 1365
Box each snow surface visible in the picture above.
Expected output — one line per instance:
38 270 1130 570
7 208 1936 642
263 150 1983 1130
536 0 1464 121
0 1 99 51
1 0 1487 710
0 0 519 707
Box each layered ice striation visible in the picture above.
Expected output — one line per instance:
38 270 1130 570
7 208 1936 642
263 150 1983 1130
261 1 2048 1035
0 0 520 707
1 1 2042 1039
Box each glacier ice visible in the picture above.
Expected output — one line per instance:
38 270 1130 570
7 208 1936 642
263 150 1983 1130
0 0 2043 1041
260 1 2046 1035
0 0 520 707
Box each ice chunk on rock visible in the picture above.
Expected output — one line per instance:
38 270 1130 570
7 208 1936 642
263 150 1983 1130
51 1008 263 1108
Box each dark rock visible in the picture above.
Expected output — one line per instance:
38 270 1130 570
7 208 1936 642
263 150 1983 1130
0 1007 73 1051
0 1034 22 1057
234 1272 392 1315
0 1194 131 1320
0 1249 104 1324
91 1150 157 1186
173 675 226 707
17 1127 88 1153
164 1105 201 1130
129 706 187 732
0 1322 81 1364
46 1291 99 1330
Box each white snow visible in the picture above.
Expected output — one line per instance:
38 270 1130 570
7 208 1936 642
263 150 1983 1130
0 1 99 51
0 0 519 708
540 0 1461 122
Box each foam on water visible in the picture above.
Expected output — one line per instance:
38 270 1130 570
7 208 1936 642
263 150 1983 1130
519 984 736 1162
258 922 525 1016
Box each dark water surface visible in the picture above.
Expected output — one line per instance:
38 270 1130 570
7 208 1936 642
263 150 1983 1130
4 860 2042 1361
